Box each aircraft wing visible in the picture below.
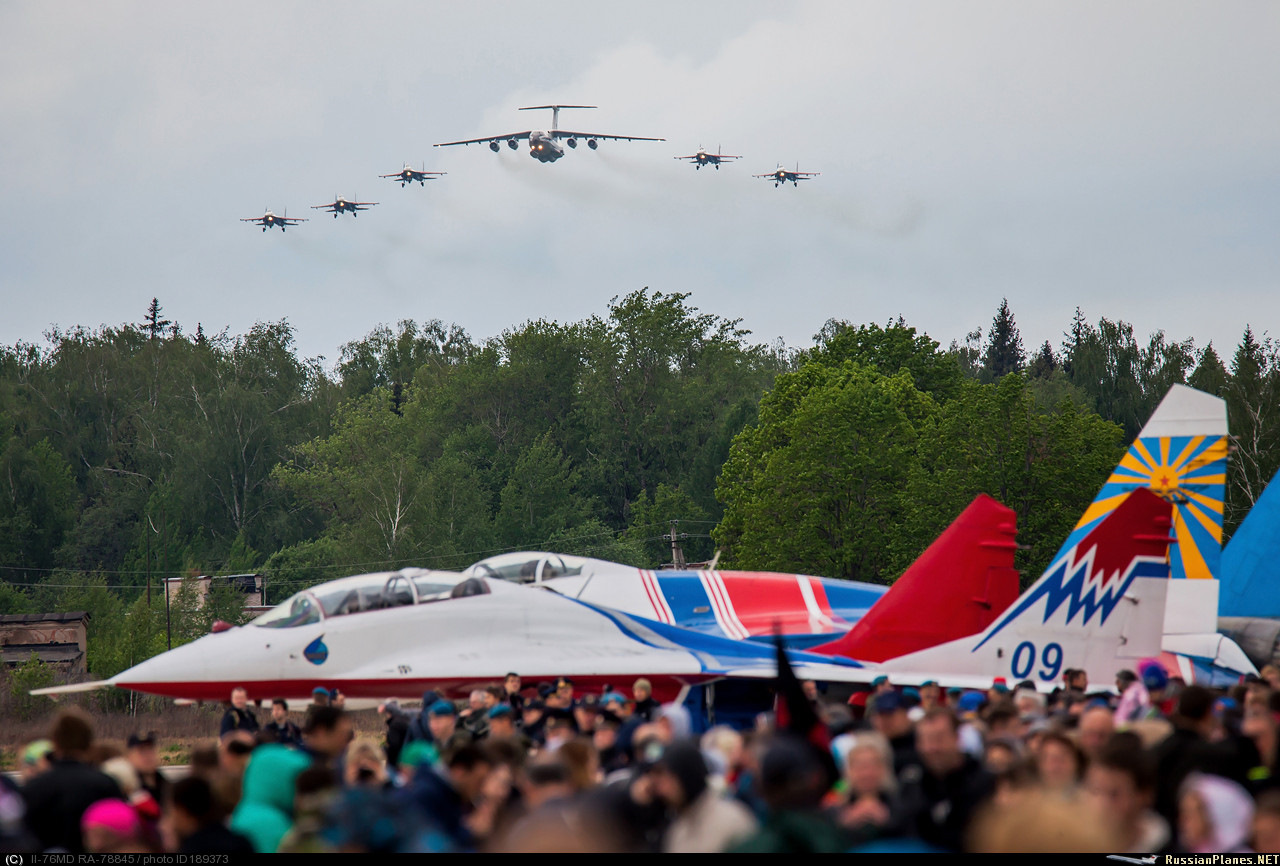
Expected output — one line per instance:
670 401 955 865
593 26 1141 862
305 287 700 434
379 172 404 178
795 172 820 178
435 130 532 147
311 203 338 211
554 130 665 142
240 217 264 222
282 217 307 224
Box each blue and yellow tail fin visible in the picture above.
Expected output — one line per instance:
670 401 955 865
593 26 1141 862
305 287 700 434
1054 384 1228 581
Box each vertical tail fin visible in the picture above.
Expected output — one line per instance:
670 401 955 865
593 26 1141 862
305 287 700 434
1060 384 1227 582
879 489 1174 688
811 494 1019 661
1221 466 1280 617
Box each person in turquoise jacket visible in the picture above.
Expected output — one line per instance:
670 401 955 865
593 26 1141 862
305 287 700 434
229 744 312 853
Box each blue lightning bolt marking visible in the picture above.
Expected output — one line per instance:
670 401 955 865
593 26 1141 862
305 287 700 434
973 555 1166 652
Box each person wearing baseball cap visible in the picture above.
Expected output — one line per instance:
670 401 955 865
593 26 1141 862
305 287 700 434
427 700 473 756
870 692 918 775
125 731 167 805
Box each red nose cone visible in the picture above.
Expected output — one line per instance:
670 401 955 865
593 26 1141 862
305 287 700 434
211 620 234 634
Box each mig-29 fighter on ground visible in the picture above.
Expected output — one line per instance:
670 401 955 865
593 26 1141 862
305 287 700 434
435 105 664 164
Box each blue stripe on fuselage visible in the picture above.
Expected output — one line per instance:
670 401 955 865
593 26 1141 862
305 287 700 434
654 573 729 638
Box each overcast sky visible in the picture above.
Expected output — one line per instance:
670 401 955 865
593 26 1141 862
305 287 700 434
3 1 1278 367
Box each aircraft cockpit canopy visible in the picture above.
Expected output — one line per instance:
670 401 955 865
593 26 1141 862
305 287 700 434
249 568 474 629
466 552 587 584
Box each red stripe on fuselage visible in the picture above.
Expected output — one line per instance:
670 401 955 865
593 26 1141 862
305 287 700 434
638 570 669 624
701 572 747 639
716 572 837 635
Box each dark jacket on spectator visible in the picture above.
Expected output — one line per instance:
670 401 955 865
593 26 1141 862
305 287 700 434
890 754 995 853
888 732 921 777
634 696 660 722
1151 725 1253 826
263 720 302 749
179 823 256 854
220 706 260 738
396 765 474 851
21 758 124 852
383 708 411 767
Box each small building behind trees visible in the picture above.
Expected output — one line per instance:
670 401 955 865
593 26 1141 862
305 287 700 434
163 574 267 616
0 612 90 674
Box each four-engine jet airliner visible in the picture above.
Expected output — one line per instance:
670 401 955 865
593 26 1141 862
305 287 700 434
312 196 378 218
675 145 741 170
435 105 665 163
240 209 306 232
380 164 447 187
755 163 820 187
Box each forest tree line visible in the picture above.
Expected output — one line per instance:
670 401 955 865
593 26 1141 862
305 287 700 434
1 290 1278 688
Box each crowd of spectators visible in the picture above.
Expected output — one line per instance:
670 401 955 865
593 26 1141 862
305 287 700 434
5 661 1280 853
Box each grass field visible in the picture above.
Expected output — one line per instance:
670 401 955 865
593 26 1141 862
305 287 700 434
0 703 389 771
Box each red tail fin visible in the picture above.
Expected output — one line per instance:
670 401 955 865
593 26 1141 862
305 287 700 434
811 494 1019 661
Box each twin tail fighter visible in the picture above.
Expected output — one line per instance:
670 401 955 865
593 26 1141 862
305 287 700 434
380 164 447 187
240 209 307 232
675 146 741 170
312 195 378 218
34 484 1186 705
755 163 820 187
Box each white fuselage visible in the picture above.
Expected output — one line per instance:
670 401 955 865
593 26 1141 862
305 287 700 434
529 131 564 162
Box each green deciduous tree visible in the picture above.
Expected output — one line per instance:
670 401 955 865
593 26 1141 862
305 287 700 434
714 363 936 581
901 376 1125 583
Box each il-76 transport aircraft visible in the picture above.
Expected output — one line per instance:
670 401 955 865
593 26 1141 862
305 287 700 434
36 488 1180 704
435 105 664 163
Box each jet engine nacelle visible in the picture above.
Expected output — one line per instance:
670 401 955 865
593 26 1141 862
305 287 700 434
507 139 519 150
489 141 500 153
566 138 577 148
587 139 598 150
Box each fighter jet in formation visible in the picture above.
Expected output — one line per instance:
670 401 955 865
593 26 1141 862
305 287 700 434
675 145 741 170
435 105 665 164
755 163 821 187
312 195 379 218
380 163 447 187
240 209 307 232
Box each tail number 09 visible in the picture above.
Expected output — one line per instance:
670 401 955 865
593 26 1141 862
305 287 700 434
1010 641 1063 682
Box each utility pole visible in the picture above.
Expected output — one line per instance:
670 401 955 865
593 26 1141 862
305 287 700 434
145 519 152 607
165 580 171 651
669 520 686 570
